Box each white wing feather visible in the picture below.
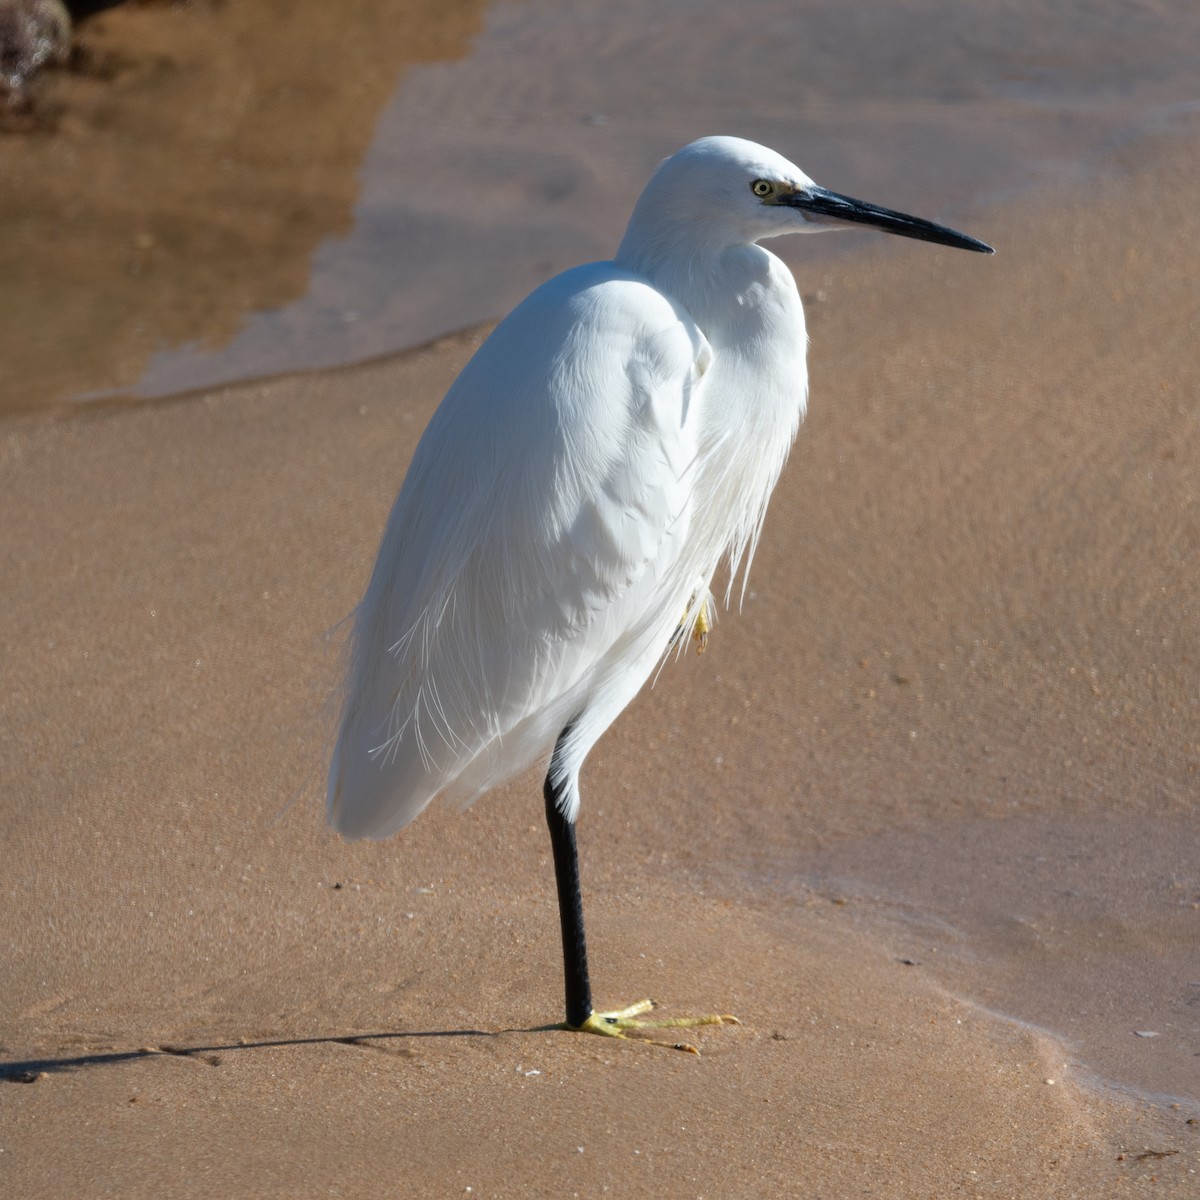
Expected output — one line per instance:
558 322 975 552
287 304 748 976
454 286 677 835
329 263 712 839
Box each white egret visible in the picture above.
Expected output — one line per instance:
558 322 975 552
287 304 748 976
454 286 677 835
329 136 991 1048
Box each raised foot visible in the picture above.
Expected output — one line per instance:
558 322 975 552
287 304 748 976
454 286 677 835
566 999 740 1053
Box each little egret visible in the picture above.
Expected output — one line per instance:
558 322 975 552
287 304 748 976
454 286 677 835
329 136 992 1048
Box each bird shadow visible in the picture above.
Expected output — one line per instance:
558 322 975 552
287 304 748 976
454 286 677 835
0 1025 558 1084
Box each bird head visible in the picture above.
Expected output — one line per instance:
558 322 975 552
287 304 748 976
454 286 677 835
619 136 993 260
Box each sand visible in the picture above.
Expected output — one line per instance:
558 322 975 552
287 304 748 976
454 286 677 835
3 10 1200 1199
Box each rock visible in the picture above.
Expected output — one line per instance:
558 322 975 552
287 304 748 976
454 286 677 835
0 0 71 106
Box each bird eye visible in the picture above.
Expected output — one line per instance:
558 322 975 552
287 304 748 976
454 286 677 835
751 179 773 198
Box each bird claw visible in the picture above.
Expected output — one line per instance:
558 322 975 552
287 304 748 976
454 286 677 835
566 1000 739 1052
669 592 714 655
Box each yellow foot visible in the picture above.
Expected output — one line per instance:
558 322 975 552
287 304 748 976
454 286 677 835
566 999 739 1053
669 592 715 656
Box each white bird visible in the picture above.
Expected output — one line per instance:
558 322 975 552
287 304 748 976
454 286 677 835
328 136 991 1047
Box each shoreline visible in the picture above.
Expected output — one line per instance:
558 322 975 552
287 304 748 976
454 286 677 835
9 1 1200 421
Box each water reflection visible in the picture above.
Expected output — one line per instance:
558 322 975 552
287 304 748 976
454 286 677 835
0 0 485 415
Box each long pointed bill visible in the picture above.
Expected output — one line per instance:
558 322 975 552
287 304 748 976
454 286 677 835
785 186 994 253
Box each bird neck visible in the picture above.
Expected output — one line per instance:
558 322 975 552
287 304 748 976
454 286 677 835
616 233 789 346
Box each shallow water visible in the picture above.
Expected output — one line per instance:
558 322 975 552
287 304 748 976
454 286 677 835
5 0 1200 411
134 0 1200 398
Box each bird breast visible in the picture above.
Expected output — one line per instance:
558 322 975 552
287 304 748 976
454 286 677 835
681 245 809 590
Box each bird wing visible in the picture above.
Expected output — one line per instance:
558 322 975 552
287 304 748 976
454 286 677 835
329 263 712 838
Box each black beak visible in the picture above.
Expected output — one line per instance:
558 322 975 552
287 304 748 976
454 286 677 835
783 186 994 254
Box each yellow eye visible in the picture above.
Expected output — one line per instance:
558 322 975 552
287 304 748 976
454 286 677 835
751 179 773 198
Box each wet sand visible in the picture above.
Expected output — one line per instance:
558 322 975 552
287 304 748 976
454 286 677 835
3 120 1199 1194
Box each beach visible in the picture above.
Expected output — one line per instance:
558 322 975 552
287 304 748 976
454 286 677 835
2 3 1199 1196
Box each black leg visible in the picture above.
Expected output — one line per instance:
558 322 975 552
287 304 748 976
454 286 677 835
544 728 592 1029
